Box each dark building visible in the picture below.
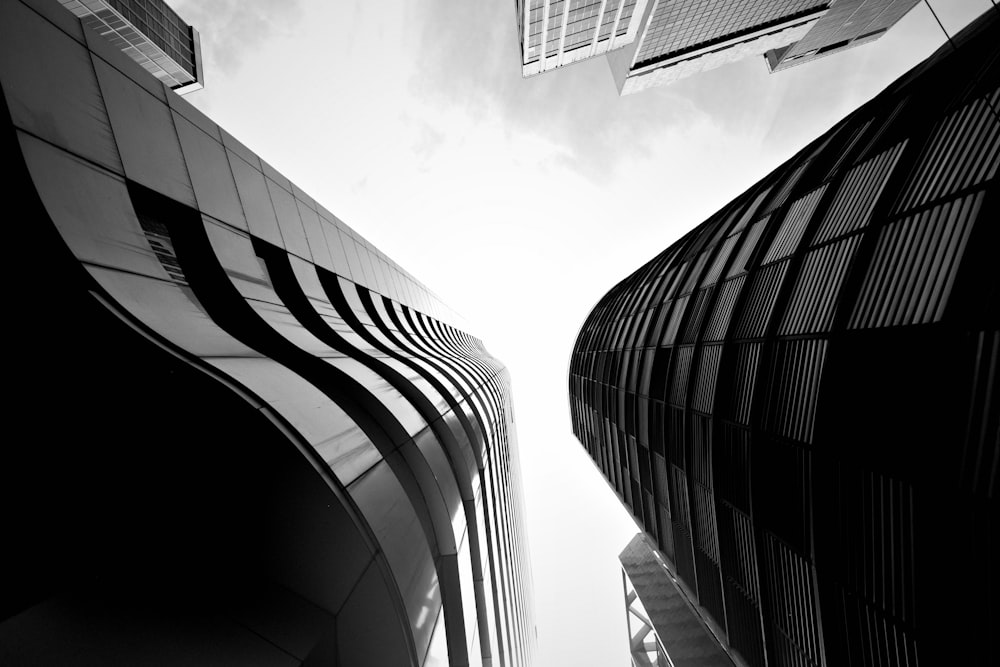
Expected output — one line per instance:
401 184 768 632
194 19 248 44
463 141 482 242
0 1 534 665
572 9 998 667
57 0 203 93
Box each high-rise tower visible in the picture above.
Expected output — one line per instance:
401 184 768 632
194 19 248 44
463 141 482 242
608 0 831 93
764 0 920 72
0 1 534 665
57 0 203 93
516 0 650 76
572 8 998 666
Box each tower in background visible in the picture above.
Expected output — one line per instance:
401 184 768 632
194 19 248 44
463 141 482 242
571 8 998 666
518 0 924 95
608 0 830 94
58 0 203 93
516 0 650 76
764 0 920 72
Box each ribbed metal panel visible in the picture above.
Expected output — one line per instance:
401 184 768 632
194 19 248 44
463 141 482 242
680 248 715 295
702 232 741 287
695 547 726 629
703 275 746 342
670 465 691 531
896 87 999 213
850 191 983 328
824 118 873 182
838 470 916 626
669 345 695 406
761 185 828 265
765 160 811 215
681 286 713 343
734 261 789 339
731 186 774 234
837 593 918 667
717 425 752 511
692 482 720 564
727 217 770 278
661 294 690 345
813 141 907 244
764 339 827 443
853 96 909 165
718 501 759 602
692 343 723 413
779 236 860 335
724 578 766 667
961 330 999 499
726 343 761 425
762 534 822 667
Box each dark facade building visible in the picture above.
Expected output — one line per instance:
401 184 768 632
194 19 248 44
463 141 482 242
57 0 203 93
572 9 998 667
0 1 533 665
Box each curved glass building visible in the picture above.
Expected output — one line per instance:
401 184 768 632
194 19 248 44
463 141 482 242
571 9 997 667
0 1 534 665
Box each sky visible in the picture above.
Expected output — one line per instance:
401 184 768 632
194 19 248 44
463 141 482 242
170 1 993 665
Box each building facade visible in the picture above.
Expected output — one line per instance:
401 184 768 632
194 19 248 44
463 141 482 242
57 0 203 93
572 9 997 667
764 0 919 72
518 0 922 94
0 1 534 665
516 0 650 76
608 0 830 93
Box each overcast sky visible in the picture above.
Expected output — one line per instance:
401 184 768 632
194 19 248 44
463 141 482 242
171 1 993 665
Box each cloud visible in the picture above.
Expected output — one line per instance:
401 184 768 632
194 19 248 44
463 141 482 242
403 1 789 183
171 0 305 76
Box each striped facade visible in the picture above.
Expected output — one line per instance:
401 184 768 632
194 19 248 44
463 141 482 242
0 1 534 666
516 0 650 76
572 10 998 667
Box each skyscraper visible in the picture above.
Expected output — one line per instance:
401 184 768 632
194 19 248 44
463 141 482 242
517 0 650 76
571 8 997 666
0 1 534 665
607 0 831 94
518 1 923 94
57 0 203 93
764 0 920 72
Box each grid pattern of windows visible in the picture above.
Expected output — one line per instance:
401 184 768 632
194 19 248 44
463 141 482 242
58 0 200 89
635 0 827 65
520 0 644 72
546 0 567 56
599 0 623 40
106 0 194 74
527 0 546 61
571 12 999 666
563 0 603 51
